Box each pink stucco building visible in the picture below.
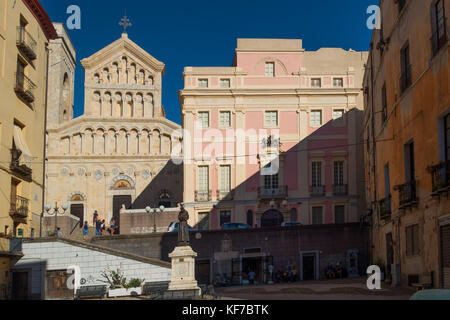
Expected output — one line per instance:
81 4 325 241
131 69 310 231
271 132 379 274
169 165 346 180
179 39 368 230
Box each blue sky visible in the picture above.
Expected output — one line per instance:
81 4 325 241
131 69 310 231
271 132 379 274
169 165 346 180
41 0 376 125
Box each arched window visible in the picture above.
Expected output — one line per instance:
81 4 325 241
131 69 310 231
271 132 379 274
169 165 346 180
247 210 254 227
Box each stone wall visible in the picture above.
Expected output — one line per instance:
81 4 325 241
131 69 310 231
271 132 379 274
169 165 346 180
12 238 171 299
42 214 80 237
120 208 180 234
92 223 370 282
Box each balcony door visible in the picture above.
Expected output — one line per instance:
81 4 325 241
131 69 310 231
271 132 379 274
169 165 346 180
264 174 279 190
16 58 26 87
198 166 209 192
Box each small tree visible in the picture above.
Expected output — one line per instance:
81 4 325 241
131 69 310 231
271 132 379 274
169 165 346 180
100 268 127 289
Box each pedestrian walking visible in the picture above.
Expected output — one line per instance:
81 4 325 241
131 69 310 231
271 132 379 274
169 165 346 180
93 211 99 227
82 221 89 240
101 220 106 236
249 270 256 285
95 218 102 236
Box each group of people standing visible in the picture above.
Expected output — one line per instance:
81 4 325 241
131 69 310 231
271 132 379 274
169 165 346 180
81 210 119 240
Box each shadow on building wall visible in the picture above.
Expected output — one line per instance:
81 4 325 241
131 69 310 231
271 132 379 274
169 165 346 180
190 108 365 231
132 161 184 209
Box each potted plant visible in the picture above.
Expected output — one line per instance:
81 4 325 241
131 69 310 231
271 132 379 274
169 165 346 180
102 269 145 298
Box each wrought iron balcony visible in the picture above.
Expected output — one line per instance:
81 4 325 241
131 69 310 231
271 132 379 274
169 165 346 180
195 190 211 202
9 196 29 219
217 189 234 201
394 180 419 209
429 161 450 195
399 65 412 94
14 72 36 103
10 147 32 181
16 27 37 60
311 185 325 197
258 186 288 199
333 184 348 196
379 196 392 220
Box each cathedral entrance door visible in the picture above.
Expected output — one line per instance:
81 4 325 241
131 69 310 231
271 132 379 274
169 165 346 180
112 195 132 233
70 204 84 228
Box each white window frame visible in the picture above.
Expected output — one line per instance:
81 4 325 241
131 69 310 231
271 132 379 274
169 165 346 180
219 165 231 192
333 205 346 224
220 78 231 88
332 109 346 127
333 160 346 186
197 166 209 192
265 62 275 77
311 78 322 88
310 110 323 128
264 111 279 128
333 78 344 87
197 111 210 129
311 206 324 225
311 161 323 187
219 111 231 128
198 78 209 88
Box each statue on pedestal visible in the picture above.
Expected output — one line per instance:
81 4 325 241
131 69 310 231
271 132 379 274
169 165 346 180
166 204 201 297
178 204 190 247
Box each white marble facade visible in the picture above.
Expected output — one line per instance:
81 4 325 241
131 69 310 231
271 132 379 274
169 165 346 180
45 33 182 225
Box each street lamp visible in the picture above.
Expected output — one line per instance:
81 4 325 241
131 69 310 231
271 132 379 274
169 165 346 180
45 202 69 236
145 205 165 233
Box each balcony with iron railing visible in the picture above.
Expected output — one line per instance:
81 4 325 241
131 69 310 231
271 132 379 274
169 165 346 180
9 196 29 219
195 190 212 202
399 64 412 94
16 26 37 60
217 189 234 201
394 180 419 209
333 184 348 196
14 72 36 103
311 185 325 197
10 147 32 181
429 161 450 195
379 196 392 220
258 186 288 200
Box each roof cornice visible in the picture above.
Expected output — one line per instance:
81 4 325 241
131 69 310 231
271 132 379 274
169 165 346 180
81 35 165 74
22 0 57 40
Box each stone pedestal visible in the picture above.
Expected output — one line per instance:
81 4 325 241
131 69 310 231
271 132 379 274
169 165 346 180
167 246 201 295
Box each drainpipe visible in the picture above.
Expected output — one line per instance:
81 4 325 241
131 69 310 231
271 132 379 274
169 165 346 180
40 42 50 238
369 42 378 266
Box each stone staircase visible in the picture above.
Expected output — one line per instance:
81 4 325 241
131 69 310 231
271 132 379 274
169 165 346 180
68 226 98 241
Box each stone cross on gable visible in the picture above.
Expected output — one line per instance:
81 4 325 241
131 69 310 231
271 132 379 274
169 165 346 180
119 15 132 34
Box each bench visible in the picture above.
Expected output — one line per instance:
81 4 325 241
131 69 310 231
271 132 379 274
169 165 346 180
142 281 170 297
75 285 107 300
412 272 434 292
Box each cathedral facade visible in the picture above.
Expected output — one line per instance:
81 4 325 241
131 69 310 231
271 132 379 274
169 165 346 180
45 32 182 229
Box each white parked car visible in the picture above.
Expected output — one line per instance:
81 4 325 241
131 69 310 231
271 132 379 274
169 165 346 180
167 221 195 233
